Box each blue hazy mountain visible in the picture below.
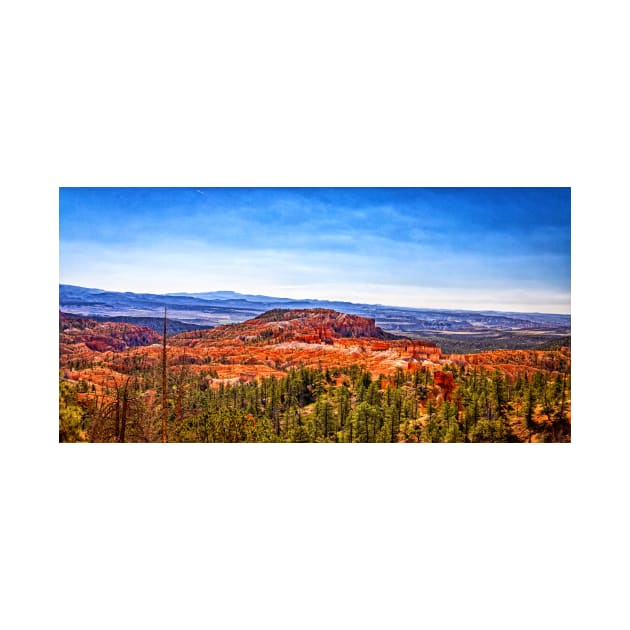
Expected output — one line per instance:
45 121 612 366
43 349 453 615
59 284 570 334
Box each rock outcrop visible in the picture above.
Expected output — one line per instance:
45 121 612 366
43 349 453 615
252 308 399 341
60 311 161 353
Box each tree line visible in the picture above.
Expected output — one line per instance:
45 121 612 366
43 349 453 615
60 360 570 443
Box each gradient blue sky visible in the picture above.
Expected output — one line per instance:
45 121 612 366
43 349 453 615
59 187 571 313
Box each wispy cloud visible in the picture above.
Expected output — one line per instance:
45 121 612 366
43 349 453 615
59 188 571 313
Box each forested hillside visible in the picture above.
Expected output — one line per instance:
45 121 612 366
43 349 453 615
59 309 570 443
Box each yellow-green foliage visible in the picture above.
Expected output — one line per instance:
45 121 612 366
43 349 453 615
59 380 86 442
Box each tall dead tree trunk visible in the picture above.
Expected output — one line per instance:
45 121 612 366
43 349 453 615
162 306 168 443
119 378 129 443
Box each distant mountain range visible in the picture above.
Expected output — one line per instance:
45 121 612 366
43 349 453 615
59 284 571 350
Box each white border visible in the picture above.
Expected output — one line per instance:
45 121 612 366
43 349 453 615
3 2 628 629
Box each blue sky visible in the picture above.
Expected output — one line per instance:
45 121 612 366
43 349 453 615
59 187 571 313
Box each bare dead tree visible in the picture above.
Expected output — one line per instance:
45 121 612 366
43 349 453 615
162 306 168 443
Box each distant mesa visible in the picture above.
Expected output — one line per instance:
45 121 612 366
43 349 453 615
188 307 406 347
252 308 402 341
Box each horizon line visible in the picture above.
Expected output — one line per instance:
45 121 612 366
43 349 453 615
58 282 572 317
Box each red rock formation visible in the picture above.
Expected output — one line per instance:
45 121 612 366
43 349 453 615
434 371 455 400
372 341 390 351
60 312 160 355
445 348 571 377
60 309 570 397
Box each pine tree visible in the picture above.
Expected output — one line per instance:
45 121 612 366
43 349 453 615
523 385 537 442
59 379 87 442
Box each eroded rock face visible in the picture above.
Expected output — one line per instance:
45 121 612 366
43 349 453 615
434 371 455 400
59 309 570 400
447 348 571 377
59 311 161 353
252 309 398 341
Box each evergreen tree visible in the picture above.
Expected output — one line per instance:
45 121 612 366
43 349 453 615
59 380 86 442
